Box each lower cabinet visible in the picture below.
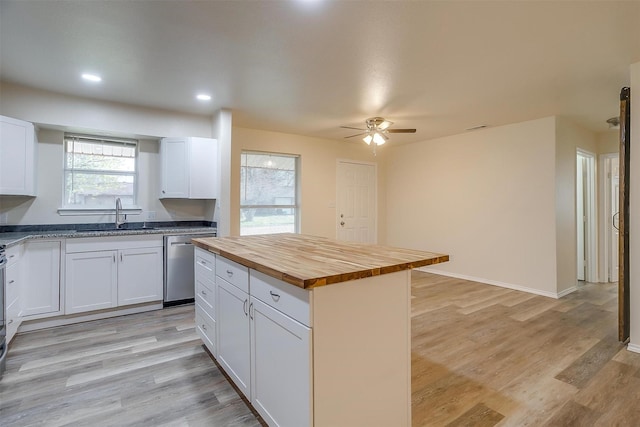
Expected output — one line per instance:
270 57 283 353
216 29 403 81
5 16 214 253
250 296 311 427
197 252 312 427
5 244 23 343
65 236 163 315
22 240 61 317
65 250 118 313
216 277 251 399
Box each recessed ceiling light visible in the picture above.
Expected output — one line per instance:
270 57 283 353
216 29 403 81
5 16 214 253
81 73 102 82
196 94 212 101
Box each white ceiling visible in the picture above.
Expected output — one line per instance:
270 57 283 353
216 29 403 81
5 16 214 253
1 1 639 144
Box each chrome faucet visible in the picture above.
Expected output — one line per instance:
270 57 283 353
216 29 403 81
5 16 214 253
115 197 125 229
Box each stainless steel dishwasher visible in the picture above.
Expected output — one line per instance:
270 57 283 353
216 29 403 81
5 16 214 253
164 233 215 306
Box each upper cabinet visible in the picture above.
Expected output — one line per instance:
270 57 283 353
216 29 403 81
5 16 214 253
159 136 219 199
0 115 37 196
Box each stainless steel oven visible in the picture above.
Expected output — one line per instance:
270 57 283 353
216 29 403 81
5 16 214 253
0 245 7 378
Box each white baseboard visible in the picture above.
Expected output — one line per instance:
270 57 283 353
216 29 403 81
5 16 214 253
627 343 640 354
418 267 576 299
18 303 164 333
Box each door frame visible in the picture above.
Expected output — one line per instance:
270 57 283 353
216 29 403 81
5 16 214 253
336 159 378 243
577 149 597 283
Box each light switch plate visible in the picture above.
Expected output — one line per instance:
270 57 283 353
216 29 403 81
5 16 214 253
147 211 156 220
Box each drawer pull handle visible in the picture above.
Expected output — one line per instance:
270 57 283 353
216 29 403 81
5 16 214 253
269 291 280 301
9 280 15 284
243 299 248 316
9 254 15 259
201 290 207 296
226 270 233 276
201 324 207 331
8 319 13 325
249 302 254 320
201 260 207 265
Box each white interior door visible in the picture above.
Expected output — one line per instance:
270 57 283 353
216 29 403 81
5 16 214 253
611 156 620 281
336 160 376 243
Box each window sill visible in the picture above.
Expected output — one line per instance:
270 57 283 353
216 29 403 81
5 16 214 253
58 207 143 216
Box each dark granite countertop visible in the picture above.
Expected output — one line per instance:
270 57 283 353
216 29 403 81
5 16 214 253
0 221 217 248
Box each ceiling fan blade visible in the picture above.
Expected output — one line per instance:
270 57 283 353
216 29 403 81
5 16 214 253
386 128 416 133
344 132 368 138
340 126 367 131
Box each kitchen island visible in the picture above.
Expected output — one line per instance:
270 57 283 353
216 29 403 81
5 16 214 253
192 233 448 427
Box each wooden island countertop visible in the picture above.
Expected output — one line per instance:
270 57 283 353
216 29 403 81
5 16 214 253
192 233 449 289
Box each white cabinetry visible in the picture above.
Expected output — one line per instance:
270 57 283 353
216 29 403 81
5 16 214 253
203 254 312 426
22 240 61 317
216 256 251 399
195 248 216 356
250 296 311 427
0 115 37 196
159 137 218 199
65 236 163 314
65 250 118 313
117 247 163 305
5 245 24 343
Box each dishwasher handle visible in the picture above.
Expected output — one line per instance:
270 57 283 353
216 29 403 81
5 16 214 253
170 241 193 247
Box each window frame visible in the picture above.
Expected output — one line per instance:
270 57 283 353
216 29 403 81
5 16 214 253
58 133 141 215
240 150 301 236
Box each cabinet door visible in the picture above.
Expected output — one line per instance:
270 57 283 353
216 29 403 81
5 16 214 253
117 247 163 306
250 297 312 427
0 115 36 196
160 137 188 198
65 251 117 314
22 240 61 317
189 137 218 199
217 278 251 399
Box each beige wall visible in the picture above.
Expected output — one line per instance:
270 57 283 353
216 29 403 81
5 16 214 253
554 117 598 293
629 62 640 350
230 127 386 240
597 131 620 155
385 117 560 296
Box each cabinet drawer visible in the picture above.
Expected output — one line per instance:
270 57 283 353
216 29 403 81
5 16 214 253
196 279 215 316
195 250 215 283
196 304 216 354
216 256 249 293
250 270 310 327
7 298 22 343
6 245 22 266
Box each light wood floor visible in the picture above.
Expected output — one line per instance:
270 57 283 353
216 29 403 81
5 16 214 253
1 271 639 426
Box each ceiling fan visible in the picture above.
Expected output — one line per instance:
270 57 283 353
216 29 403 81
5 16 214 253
341 117 416 153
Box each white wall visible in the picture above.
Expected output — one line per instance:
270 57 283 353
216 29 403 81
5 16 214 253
629 62 640 351
385 117 560 296
231 127 386 239
0 83 220 225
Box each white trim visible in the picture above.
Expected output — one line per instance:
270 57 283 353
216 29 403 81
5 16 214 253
601 153 619 283
18 302 163 332
627 343 640 354
418 267 577 299
58 207 142 216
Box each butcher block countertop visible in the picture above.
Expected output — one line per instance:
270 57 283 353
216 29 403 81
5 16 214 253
192 233 449 289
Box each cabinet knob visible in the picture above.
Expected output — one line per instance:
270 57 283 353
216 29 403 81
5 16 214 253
162 190 166 194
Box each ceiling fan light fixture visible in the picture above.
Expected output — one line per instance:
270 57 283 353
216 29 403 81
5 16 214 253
372 132 386 145
363 134 373 145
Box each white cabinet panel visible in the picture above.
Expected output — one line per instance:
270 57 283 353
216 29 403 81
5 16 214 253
22 240 61 317
250 297 312 427
65 251 118 314
217 278 251 399
117 246 163 306
0 115 37 196
159 137 218 199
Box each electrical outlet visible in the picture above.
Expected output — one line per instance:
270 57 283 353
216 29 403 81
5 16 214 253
147 211 156 220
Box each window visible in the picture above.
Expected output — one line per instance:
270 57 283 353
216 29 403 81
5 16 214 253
63 134 138 209
240 151 299 236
